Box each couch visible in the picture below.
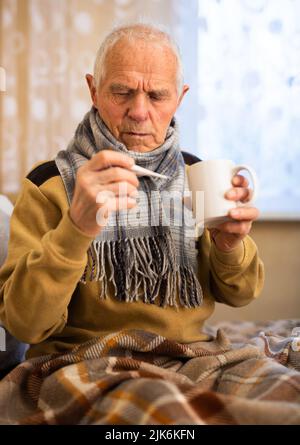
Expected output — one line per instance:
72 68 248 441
0 195 27 378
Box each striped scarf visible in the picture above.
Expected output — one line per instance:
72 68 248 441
55 107 203 308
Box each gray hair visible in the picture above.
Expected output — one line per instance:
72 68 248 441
93 23 184 94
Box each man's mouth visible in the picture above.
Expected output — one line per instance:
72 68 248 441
124 132 150 137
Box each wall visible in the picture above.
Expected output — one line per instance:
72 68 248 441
0 0 177 194
210 221 300 323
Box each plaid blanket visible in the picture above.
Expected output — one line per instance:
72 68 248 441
0 320 299 425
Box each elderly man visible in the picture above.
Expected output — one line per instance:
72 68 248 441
0 24 264 359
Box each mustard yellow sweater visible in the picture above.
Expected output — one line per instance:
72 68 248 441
0 161 264 359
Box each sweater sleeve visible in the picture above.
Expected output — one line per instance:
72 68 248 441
0 178 93 344
197 228 265 307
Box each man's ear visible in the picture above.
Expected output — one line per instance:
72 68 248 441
86 74 98 108
177 84 189 108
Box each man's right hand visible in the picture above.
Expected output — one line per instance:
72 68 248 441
69 150 139 237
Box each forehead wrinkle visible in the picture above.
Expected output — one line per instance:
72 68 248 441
107 38 173 63
104 39 178 84
109 81 172 96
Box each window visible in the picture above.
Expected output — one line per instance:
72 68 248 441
176 0 300 219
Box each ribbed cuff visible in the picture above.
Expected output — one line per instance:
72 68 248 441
211 239 245 266
47 211 94 262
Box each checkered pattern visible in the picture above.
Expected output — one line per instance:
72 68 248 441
0 320 299 425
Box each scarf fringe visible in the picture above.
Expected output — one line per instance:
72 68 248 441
80 232 203 308
56 108 204 310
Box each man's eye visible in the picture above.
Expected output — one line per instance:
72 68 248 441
114 92 130 96
149 93 166 101
149 94 160 101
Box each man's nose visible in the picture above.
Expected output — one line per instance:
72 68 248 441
127 93 149 122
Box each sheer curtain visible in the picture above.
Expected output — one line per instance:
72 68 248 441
1 0 299 218
0 0 178 195
177 0 300 218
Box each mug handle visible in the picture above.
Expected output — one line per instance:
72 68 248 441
231 164 258 205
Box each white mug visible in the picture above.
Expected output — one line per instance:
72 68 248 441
187 159 258 228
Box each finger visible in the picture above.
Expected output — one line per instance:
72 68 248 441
89 150 135 172
232 174 249 188
225 187 251 202
95 166 139 188
99 181 138 198
244 188 254 202
229 206 259 221
96 197 137 227
215 220 253 236
97 196 137 212
110 196 137 211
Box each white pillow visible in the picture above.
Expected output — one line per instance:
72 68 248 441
0 195 28 372
0 195 12 267
0 195 13 216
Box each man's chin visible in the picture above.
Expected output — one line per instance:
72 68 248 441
120 133 159 153
126 145 157 153
122 140 158 153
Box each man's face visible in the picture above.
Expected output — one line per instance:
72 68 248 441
87 39 188 152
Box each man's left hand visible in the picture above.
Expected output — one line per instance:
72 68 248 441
209 174 259 252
